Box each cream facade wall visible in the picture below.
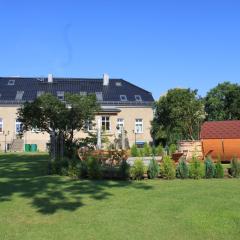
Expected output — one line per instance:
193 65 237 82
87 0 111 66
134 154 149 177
0 105 154 152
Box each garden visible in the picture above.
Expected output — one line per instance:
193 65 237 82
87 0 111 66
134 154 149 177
0 153 240 240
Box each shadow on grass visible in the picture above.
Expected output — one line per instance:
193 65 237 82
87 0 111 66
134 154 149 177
0 154 152 214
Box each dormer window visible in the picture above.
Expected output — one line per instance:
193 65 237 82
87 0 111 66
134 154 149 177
80 91 87 96
8 80 15 86
120 95 127 101
37 91 45 97
95 92 103 101
57 91 64 101
15 91 24 100
135 95 142 102
116 82 122 87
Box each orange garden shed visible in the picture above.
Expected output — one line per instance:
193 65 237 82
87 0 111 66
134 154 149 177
200 120 240 161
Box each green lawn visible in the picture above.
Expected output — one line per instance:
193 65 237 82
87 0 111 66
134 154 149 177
0 154 240 240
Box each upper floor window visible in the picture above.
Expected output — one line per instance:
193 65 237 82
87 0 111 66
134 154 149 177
15 120 22 134
15 91 24 100
37 91 45 98
120 95 127 101
95 92 103 101
116 82 122 87
0 118 3 132
102 116 110 131
135 95 142 102
80 91 87 96
8 79 15 86
117 118 124 133
84 120 94 132
135 119 143 133
57 91 64 101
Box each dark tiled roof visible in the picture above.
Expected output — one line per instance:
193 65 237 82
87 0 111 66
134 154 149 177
200 120 240 139
0 77 154 106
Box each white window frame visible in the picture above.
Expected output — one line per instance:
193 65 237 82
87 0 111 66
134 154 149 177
135 95 142 102
57 91 64 101
117 118 124 133
0 118 3 133
135 118 143 133
84 120 94 132
8 79 15 86
15 120 22 134
101 116 111 131
120 95 127 101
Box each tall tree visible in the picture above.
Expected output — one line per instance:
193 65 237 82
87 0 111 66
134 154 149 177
151 88 205 145
205 82 240 121
18 93 100 157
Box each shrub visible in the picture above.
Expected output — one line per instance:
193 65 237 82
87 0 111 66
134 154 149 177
76 160 88 178
47 159 68 175
189 156 204 179
169 144 177 155
215 159 224 178
156 145 164 156
130 159 145 180
131 144 139 157
160 155 176 179
147 158 160 179
176 157 189 179
87 156 102 179
230 156 240 178
118 160 130 180
143 143 151 156
205 156 215 179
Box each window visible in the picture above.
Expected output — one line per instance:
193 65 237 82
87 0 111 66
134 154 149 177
15 91 24 100
8 79 15 86
102 116 110 131
84 120 94 132
37 91 45 97
120 95 127 101
117 118 124 133
135 95 142 102
116 82 122 87
15 120 22 133
57 91 64 101
80 91 87 96
0 118 3 132
0 93 2 98
95 92 103 101
135 119 143 133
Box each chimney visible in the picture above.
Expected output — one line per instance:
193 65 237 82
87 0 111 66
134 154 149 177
103 73 109 86
48 73 53 83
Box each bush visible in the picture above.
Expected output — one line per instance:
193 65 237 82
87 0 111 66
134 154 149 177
176 157 189 179
76 160 88 178
231 156 240 178
156 145 164 156
143 143 151 156
205 156 215 179
87 156 102 179
47 159 69 175
131 144 139 157
215 159 224 178
130 159 145 180
169 144 177 155
147 158 160 179
160 155 176 179
189 156 204 179
118 160 130 180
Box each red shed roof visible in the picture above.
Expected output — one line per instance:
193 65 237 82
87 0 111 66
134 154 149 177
200 120 240 139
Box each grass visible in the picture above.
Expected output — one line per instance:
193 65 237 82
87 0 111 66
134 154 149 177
0 154 240 240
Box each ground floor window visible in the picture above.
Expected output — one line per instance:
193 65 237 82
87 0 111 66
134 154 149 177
135 119 143 133
15 120 22 133
102 116 110 131
0 118 3 132
117 118 124 133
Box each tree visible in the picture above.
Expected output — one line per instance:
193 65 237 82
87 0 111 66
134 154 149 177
205 82 240 121
151 88 205 145
18 93 100 158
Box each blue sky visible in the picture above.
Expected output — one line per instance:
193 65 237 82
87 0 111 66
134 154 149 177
0 0 240 99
